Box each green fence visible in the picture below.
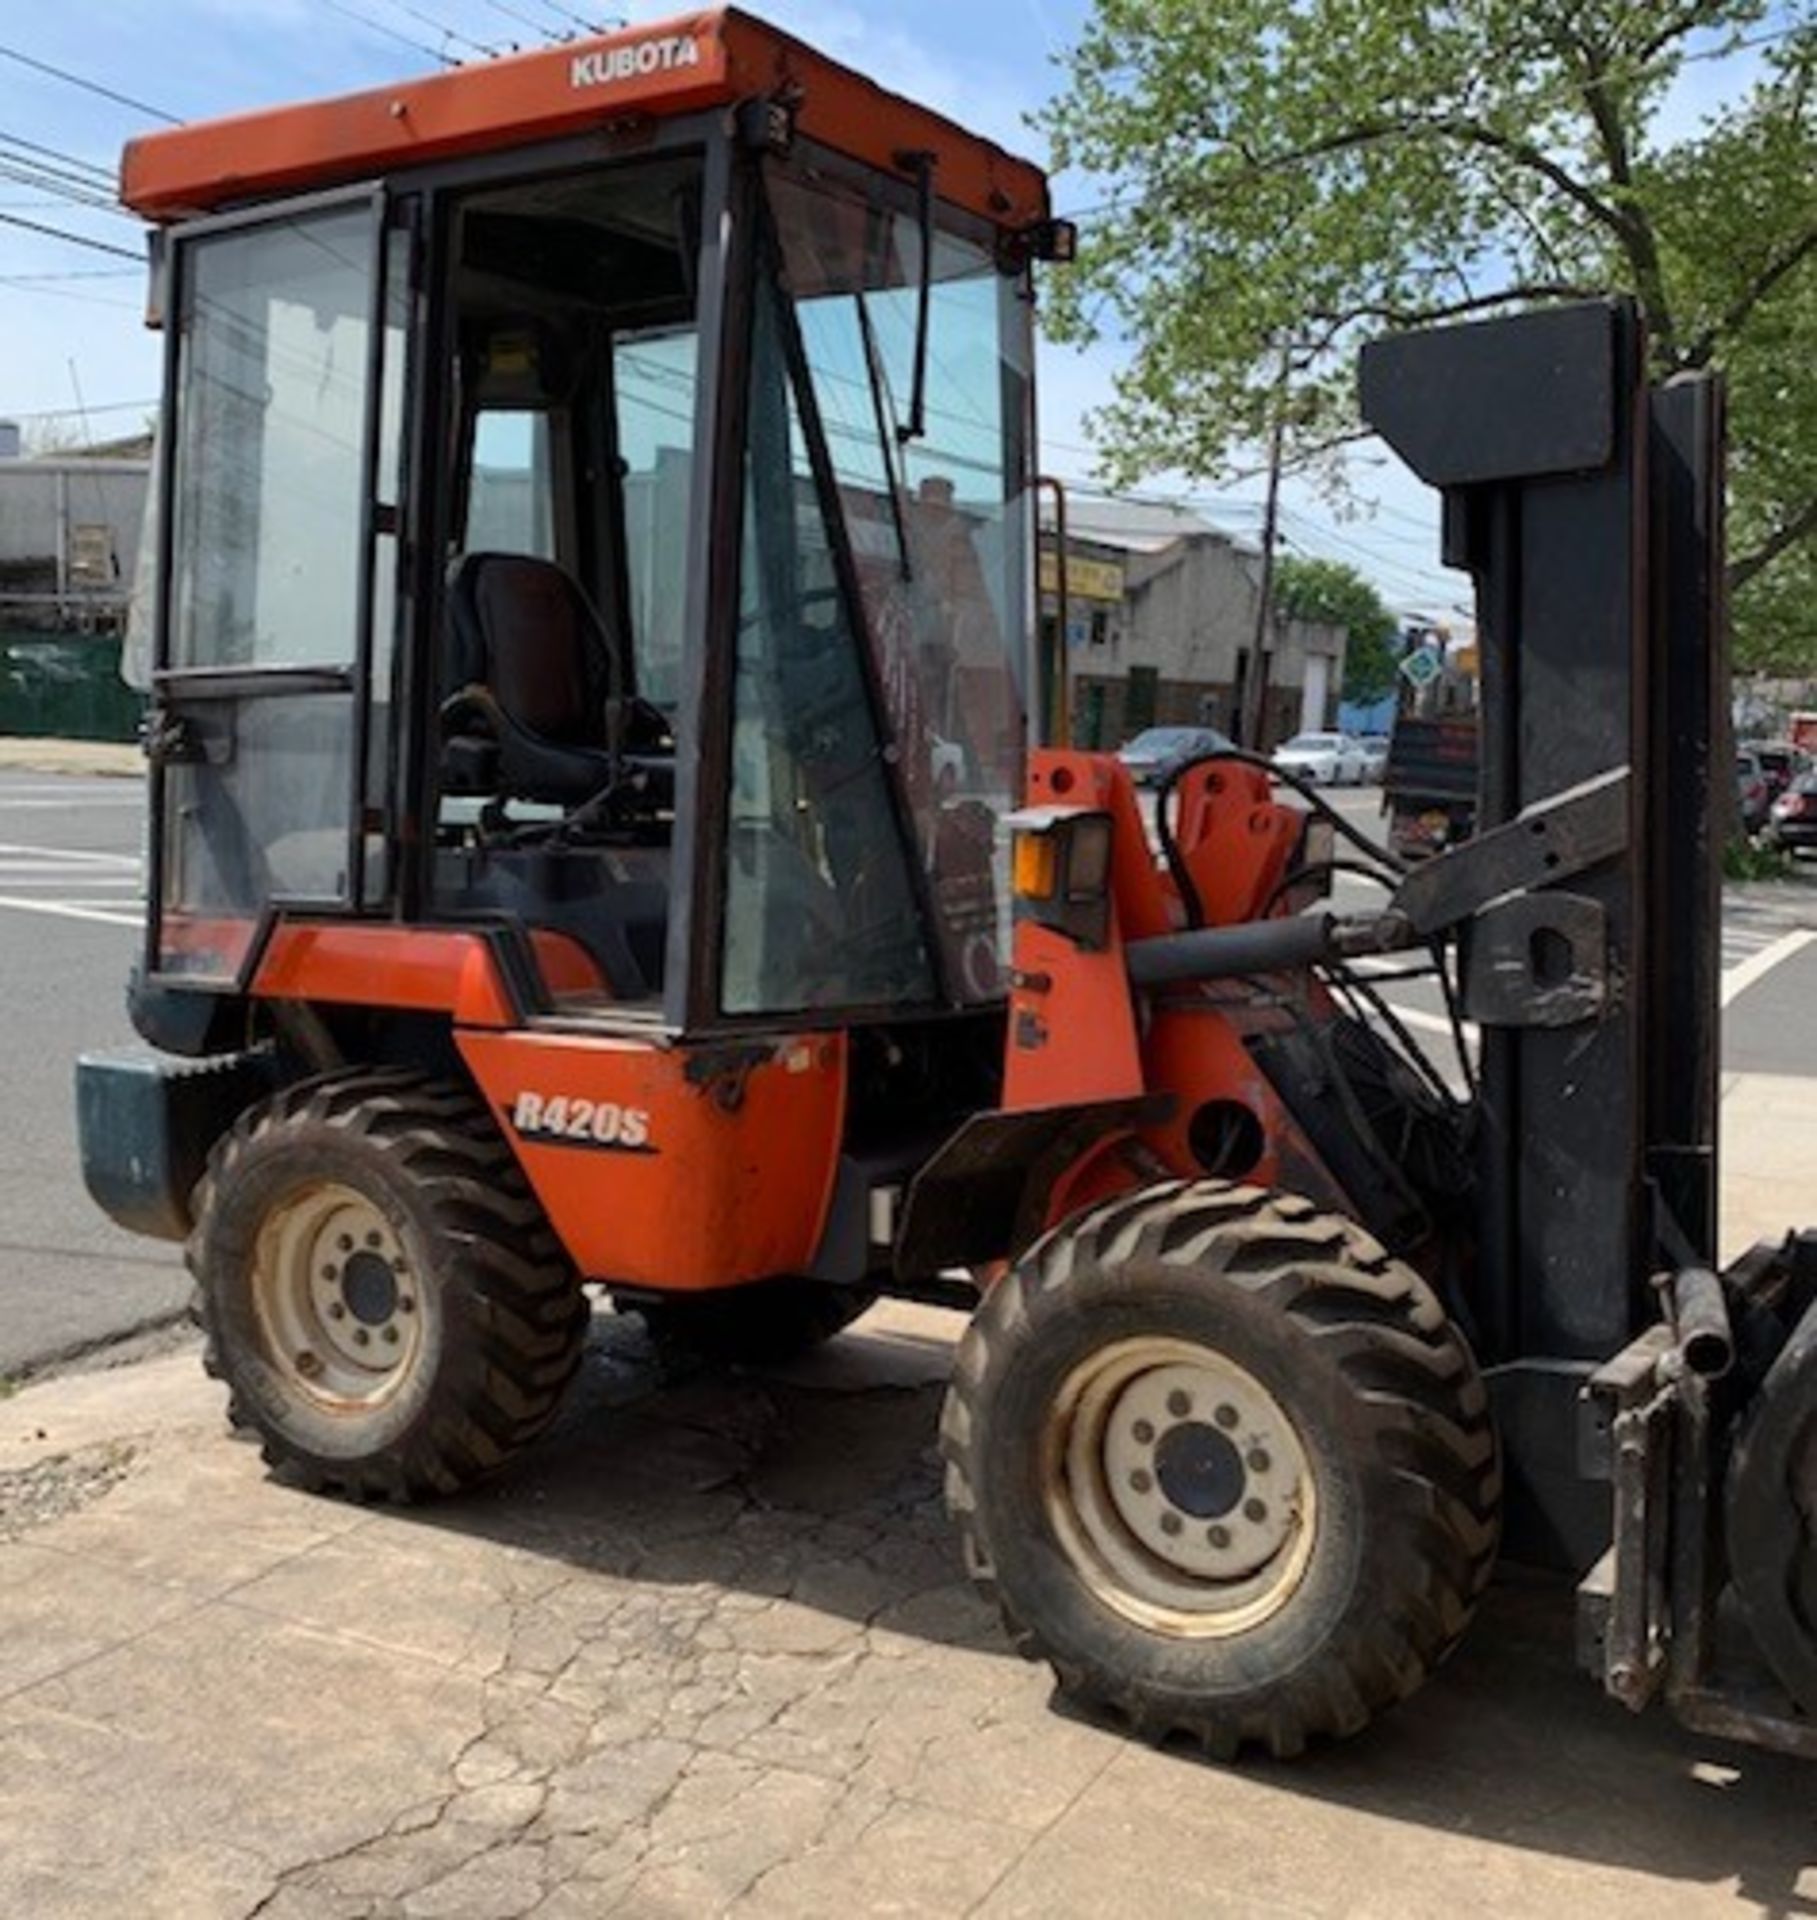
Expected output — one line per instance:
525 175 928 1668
0 629 143 743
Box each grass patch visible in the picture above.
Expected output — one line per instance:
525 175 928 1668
0 1377 16 1401
1724 838 1794 882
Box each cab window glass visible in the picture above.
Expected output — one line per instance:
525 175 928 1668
465 410 554 559
720 285 934 1015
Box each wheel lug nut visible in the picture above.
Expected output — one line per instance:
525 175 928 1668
366 1231 382 1250
354 1328 371 1347
1208 1524 1231 1549
1159 1512 1183 1537
1129 1469 1153 1494
296 1350 322 1378
399 1296 416 1314
320 1265 337 1282
383 1326 400 1346
1214 1403 1239 1429
327 1301 346 1321
1244 1498 1268 1524
1131 1419 1154 1445
1166 1390 1192 1418
1247 1449 1271 1474
337 1234 354 1253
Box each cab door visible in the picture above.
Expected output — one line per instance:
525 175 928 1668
146 191 410 984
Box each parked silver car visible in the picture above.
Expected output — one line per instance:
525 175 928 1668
1272 730 1369 785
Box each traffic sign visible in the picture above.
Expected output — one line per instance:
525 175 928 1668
1399 644 1443 689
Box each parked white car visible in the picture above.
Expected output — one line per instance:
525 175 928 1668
1356 733 1392 782
1272 731 1369 785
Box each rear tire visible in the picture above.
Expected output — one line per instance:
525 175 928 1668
941 1181 1499 1756
637 1277 877 1367
188 1068 587 1501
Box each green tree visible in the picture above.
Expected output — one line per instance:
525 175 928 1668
1274 555 1400 700
1043 2 1817 669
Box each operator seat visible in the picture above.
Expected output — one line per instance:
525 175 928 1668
443 552 669 807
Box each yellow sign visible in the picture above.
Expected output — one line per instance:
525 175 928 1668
1040 551 1125 603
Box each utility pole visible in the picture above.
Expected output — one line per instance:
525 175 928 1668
1241 340 1291 751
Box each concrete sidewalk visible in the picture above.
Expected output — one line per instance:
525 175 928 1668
0 737 141 778
0 1082 1813 1918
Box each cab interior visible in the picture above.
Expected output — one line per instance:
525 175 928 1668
431 156 703 1009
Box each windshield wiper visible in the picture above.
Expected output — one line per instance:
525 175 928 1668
855 292 913 583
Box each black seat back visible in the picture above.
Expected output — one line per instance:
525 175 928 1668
447 552 621 746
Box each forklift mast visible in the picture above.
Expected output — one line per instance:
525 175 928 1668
1363 301 1726 1565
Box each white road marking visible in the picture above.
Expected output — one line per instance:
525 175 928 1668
1352 923 1817 1045
0 841 139 866
0 894 139 928
0 797 141 810
1720 928 1817 1007
1384 1004 1474 1041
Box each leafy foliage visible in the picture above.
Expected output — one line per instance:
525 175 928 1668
1274 556 1400 699
1043 2 1817 668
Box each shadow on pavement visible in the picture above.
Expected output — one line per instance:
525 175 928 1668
388 1307 1816 1908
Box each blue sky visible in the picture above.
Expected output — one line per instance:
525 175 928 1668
0 1 1779 616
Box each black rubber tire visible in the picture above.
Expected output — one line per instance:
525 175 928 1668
637 1278 878 1367
941 1180 1500 1757
1726 1296 1817 1715
188 1067 588 1501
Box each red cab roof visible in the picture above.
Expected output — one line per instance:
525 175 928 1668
120 7 1048 229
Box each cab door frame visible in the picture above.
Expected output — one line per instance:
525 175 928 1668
144 181 411 989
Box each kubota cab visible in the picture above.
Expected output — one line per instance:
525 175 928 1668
80 10 1817 1760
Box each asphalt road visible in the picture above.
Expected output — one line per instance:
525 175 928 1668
1 769 1814 1377
0 772 184 1376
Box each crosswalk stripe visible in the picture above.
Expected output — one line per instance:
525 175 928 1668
0 894 140 928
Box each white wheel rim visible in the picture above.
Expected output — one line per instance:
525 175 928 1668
250 1182 425 1411
1042 1336 1318 1638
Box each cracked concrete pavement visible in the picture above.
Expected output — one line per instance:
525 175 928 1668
2 1299 1815 1919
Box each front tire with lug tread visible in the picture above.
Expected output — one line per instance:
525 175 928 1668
188 1068 587 1501
940 1180 1500 1757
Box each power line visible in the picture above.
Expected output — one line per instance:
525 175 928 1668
0 277 141 311
0 208 140 259
0 267 136 281
0 130 112 185
477 0 567 40
0 396 157 420
319 0 458 66
0 42 180 125
0 156 128 218
530 0 620 35
374 0 501 59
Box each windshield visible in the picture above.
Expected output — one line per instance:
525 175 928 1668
762 160 1034 1001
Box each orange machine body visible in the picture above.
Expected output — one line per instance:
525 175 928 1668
118 7 1047 230
236 746 1348 1294
243 923 844 1291
1003 748 1356 1234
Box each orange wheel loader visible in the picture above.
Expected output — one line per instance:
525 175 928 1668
78 9 1817 1759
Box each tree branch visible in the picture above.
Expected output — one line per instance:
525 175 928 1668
1310 282 1603 330
1731 496 1817 593
1685 224 1817 366
1574 44 1680 359
1635 0 1738 69
1232 115 1632 245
